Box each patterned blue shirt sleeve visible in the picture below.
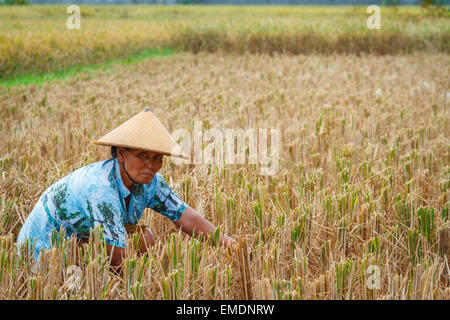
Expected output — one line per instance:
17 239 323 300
147 173 188 221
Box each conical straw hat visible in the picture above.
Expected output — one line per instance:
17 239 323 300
94 108 190 160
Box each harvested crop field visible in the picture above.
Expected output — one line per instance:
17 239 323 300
1 49 449 299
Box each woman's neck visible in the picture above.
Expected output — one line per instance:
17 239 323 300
119 163 134 191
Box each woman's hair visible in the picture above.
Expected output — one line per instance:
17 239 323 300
111 146 130 157
111 146 117 157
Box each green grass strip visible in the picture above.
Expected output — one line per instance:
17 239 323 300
0 46 178 88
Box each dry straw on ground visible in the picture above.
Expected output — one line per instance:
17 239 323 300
0 51 449 299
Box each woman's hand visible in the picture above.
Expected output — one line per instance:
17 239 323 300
173 206 235 248
222 234 237 249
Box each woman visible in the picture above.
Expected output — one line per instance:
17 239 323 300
17 108 235 265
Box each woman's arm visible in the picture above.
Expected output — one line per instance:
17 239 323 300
173 206 236 247
106 207 235 267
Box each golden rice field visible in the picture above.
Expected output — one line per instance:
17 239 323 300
0 5 449 80
0 5 449 300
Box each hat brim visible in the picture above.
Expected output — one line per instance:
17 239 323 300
93 140 191 161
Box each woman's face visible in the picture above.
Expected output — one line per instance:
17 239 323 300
117 147 163 186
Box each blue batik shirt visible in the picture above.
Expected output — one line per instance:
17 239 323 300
17 157 188 261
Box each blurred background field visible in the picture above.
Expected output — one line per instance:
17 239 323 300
0 5 449 81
